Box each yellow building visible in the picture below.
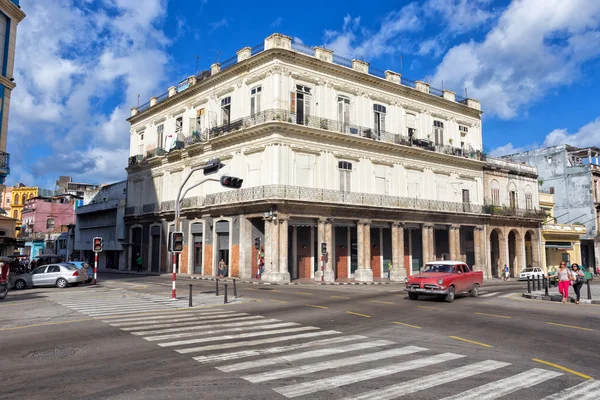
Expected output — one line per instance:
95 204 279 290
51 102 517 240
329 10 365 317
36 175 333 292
11 184 38 227
540 192 585 272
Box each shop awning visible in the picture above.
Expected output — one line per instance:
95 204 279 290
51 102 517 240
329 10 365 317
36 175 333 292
545 241 573 250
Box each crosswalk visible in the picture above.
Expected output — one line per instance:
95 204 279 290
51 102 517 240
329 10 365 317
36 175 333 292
478 291 520 298
91 307 598 399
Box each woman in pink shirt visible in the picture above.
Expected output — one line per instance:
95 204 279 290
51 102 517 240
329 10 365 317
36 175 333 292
554 262 572 304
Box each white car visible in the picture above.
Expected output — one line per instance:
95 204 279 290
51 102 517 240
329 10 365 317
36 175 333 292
518 267 545 281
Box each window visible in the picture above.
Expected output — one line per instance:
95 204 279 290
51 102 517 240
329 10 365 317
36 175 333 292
462 189 470 203
13 195 18 205
525 192 533 210
338 97 350 129
338 161 352 192
175 117 183 135
5 198 9 205
0 13 7 77
292 85 311 125
405 114 417 137
221 97 231 125
138 132 144 155
46 218 55 230
433 120 444 146
12 210 17 219
47 265 60 273
59 240 67 250
549 187 555 194
251 86 262 115
157 124 164 148
374 165 389 195
491 188 500 205
459 125 469 135
21 194 26 204
509 191 517 209
373 104 386 138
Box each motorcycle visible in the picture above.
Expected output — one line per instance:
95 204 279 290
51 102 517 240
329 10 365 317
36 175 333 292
0 282 7 300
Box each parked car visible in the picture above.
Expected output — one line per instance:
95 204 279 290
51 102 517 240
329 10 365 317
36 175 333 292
518 267 545 281
8 272 33 290
30 263 87 288
405 261 484 303
67 261 93 283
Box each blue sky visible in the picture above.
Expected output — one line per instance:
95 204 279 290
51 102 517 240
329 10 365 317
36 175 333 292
7 0 600 188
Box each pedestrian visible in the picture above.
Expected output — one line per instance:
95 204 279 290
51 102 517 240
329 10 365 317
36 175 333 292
136 253 143 272
387 261 392 279
503 264 510 281
218 259 227 278
554 262 571 304
570 263 585 304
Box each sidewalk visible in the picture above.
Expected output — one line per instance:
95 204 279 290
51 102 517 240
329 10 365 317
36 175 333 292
522 281 600 304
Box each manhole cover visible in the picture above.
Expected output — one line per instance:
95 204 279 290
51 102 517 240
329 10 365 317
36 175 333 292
26 348 80 360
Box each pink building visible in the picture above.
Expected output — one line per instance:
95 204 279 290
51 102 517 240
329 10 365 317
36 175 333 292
21 194 78 242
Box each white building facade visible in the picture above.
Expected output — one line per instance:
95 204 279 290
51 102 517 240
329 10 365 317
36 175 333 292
124 33 543 282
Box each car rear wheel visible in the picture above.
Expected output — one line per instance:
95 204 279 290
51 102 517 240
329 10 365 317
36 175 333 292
56 278 68 289
470 283 480 297
444 286 455 303
14 279 27 290
408 293 419 300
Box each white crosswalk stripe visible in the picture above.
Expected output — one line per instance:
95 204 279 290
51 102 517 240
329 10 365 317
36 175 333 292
541 379 600 400
440 368 562 400
479 292 500 297
145 322 299 341
273 352 465 398
130 317 274 336
108 311 237 327
120 314 251 331
344 360 510 400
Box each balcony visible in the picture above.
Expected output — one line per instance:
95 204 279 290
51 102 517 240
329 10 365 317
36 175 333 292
126 184 485 217
0 151 10 183
128 109 485 168
485 204 547 220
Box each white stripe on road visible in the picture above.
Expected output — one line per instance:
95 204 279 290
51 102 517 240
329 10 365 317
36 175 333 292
194 335 365 363
440 368 562 400
221 340 394 372
541 379 600 400
159 326 320 348
57 300 175 307
101 311 228 323
130 317 272 336
274 352 465 398
178 330 340 354
67 305 172 313
120 315 254 331
499 293 518 298
344 360 510 400
112 313 246 327
144 322 299 341
83 307 174 316
479 292 500 297
107 311 236 326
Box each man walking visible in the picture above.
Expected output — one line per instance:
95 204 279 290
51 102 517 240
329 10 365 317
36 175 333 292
503 264 510 281
136 253 143 272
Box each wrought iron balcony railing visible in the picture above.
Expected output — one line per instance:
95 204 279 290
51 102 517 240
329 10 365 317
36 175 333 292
0 151 10 171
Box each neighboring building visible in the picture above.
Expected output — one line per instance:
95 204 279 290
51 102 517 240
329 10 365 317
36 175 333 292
539 191 585 272
56 176 99 197
0 1 26 198
20 194 79 257
73 181 127 270
504 145 600 271
124 33 543 282
1 185 10 214
11 183 38 227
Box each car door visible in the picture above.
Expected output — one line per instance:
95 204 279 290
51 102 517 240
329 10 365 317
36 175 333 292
454 264 465 292
45 265 62 286
31 266 48 286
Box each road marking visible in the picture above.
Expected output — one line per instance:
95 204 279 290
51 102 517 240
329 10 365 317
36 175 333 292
532 358 593 379
417 305 440 310
541 379 600 399
450 336 493 348
346 311 371 318
392 321 421 329
144 322 298 341
243 346 427 383
109 312 240 327
475 312 512 319
330 296 351 300
369 300 394 305
0 317 97 331
295 291 313 295
177 330 340 354
219 339 394 372
129 317 272 336
345 360 510 400
499 292 518 298
479 292 500 297
0 300 47 308
305 304 328 309
101 310 228 323
274 352 464 398
269 299 288 303
546 322 593 331
118 315 250 331
90 305 219 320
194 335 365 363
439 368 562 400
159 326 320 347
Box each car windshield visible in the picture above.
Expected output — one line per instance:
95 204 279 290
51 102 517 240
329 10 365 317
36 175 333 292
522 268 534 273
62 265 77 270
423 265 455 273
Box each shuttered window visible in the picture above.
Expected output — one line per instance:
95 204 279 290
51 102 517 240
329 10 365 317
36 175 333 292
339 161 352 192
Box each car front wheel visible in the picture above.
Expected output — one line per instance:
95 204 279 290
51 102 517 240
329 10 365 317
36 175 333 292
470 283 480 297
56 278 68 289
408 292 419 300
14 279 27 290
444 286 455 303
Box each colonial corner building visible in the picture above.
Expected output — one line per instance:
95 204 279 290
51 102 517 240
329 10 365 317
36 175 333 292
124 33 546 283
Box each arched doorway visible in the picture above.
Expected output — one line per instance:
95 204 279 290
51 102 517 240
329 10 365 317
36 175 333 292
525 231 533 268
508 231 517 277
130 226 143 271
490 229 501 278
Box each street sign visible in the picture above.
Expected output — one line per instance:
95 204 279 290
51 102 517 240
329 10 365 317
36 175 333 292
93 237 103 253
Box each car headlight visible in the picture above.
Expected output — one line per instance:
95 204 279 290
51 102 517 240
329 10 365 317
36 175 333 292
437 278 444 285
404 277 409 283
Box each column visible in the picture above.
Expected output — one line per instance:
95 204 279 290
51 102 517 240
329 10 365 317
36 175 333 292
238 215 253 279
474 226 484 275
541 239 547 274
278 217 291 282
264 218 273 272
517 233 527 272
324 220 335 282
315 218 326 281
292 226 298 280
262 216 290 283
422 223 434 264
390 222 406 281
355 220 373 282
449 224 460 260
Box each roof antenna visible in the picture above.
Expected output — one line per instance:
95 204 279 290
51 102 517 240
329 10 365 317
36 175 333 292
195 54 200 75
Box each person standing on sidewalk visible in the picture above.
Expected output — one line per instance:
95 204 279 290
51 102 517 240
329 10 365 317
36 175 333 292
503 264 510 281
571 263 585 304
554 262 572 304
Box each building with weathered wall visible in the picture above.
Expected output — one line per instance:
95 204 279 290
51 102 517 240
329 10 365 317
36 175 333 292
504 145 600 272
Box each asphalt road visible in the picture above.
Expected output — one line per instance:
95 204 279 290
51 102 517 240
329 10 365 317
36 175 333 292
1 274 598 400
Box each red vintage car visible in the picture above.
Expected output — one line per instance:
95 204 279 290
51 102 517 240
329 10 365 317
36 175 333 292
405 261 483 303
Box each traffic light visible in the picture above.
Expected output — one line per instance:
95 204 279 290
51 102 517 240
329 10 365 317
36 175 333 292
93 237 103 252
203 158 224 175
220 175 243 189
321 242 327 255
169 231 184 253
254 237 261 250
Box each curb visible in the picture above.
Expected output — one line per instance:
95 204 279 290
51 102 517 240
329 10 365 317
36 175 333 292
189 276 403 286
521 292 600 304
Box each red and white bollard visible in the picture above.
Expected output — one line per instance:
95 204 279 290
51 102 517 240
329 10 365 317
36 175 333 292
172 253 177 299
94 252 98 285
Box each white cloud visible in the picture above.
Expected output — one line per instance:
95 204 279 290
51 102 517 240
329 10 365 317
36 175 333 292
209 18 229 33
424 0 494 34
271 17 282 27
7 0 171 187
543 117 600 148
431 0 600 118
488 143 529 157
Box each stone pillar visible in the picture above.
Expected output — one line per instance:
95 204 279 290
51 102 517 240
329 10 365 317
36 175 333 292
238 215 253 279
278 217 291 282
518 233 527 272
422 223 434 264
474 226 484 274
210 63 221 75
315 218 326 282
149 96 157 107
262 217 290 283
390 222 406 281
443 90 456 102
415 81 430 94
264 218 273 272
541 240 547 274
324 220 335 282
168 86 177 97
292 226 298 280
355 220 373 282
449 224 460 260
237 46 252 62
